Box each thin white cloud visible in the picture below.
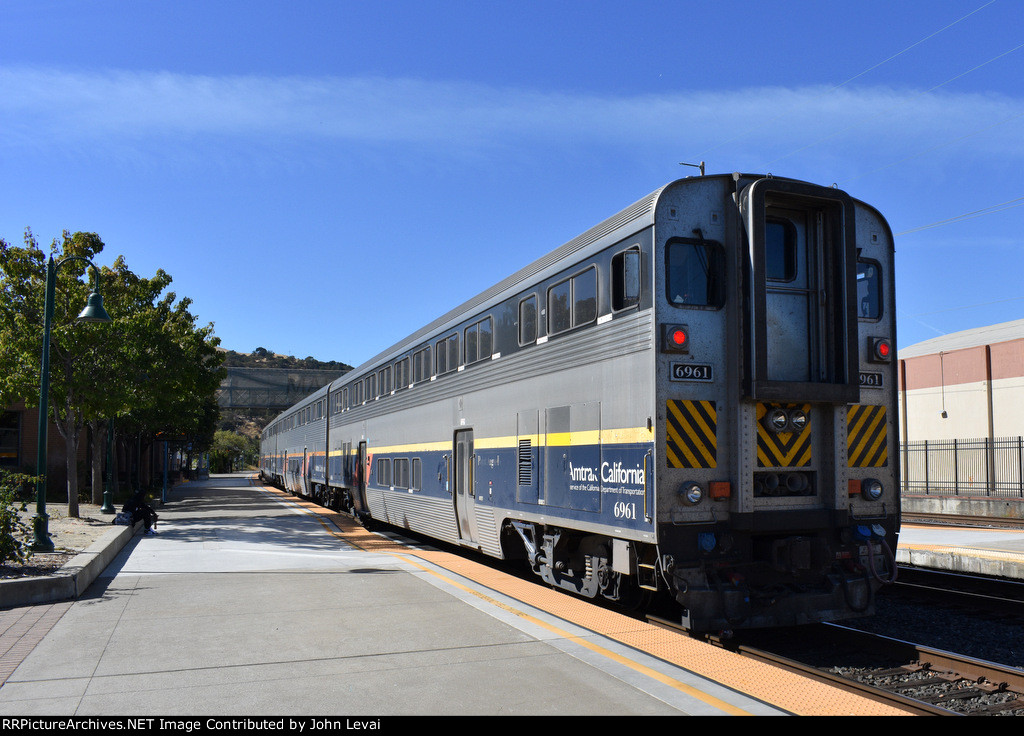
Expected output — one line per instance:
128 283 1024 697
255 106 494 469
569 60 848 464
2 66 1022 161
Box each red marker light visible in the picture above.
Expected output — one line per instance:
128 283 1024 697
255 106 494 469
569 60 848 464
869 337 892 363
662 324 690 353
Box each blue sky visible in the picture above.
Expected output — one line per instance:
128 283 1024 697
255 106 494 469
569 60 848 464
1 1 1021 366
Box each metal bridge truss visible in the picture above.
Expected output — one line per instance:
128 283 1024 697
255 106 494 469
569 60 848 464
216 367 345 410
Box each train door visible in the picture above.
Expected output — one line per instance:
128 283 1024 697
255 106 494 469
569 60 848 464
764 208 819 384
742 178 858 403
355 441 369 516
740 177 859 506
453 429 478 544
303 448 309 495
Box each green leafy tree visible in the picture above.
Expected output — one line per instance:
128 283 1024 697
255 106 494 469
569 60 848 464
84 264 225 499
0 231 112 516
209 430 256 473
0 230 225 515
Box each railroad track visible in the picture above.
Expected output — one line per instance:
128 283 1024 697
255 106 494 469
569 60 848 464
902 513 1024 529
819 624 1024 715
651 617 1024 715
896 566 1024 613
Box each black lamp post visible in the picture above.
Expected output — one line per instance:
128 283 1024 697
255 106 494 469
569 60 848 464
33 255 111 551
100 418 115 513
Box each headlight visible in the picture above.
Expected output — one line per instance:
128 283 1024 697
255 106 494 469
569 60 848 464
768 408 789 432
789 409 808 432
861 478 883 501
680 481 703 504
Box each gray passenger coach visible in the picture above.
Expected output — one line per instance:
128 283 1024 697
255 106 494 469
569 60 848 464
260 172 899 632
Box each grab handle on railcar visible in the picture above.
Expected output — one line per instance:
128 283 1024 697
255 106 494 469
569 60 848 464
644 450 653 522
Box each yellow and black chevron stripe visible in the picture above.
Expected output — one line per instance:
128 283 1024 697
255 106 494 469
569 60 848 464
847 404 888 467
756 403 812 467
666 400 717 469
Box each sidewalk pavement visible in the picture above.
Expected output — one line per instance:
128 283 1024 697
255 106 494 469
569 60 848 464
0 522 141 610
0 473 784 716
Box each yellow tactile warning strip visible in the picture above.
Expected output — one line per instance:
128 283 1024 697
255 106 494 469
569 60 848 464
259 484 912 716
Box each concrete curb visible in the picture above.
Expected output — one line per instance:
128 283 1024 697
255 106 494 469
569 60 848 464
0 522 141 609
896 545 1024 578
902 495 1024 521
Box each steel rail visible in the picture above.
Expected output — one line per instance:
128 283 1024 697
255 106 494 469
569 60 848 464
825 623 1024 695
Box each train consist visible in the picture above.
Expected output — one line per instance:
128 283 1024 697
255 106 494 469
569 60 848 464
260 173 899 632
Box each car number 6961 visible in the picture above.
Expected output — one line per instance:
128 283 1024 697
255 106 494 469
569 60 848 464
670 362 713 382
614 501 637 519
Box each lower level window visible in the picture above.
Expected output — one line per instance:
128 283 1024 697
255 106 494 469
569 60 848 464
394 458 410 489
377 458 392 486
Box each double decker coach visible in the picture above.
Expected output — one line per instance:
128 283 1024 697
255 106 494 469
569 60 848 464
261 172 899 631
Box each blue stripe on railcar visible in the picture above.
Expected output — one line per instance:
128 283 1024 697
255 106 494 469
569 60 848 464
364 441 653 533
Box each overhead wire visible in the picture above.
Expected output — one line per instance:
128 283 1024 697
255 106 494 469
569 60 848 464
692 0 998 161
847 109 1024 181
829 0 996 88
895 196 1024 235
697 1 1018 336
763 40 1024 167
749 2 1023 236
897 294 1024 337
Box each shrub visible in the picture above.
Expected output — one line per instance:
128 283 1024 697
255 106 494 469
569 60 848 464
0 469 38 566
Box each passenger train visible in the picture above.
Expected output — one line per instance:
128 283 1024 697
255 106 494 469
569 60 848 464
260 172 899 632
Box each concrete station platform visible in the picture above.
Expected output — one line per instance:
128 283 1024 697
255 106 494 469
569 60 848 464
897 521 1024 579
0 475 918 717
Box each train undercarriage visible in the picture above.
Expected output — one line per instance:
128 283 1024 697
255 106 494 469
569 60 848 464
503 514 898 632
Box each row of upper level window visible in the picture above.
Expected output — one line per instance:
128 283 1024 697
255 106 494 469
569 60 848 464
264 396 327 438
327 245 644 418
263 244 643 439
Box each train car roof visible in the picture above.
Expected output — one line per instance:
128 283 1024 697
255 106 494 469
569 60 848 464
333 172 885 387
339 177 685 383
265 172 883 426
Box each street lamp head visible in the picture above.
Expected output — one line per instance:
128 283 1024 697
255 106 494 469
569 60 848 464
77 291 112 323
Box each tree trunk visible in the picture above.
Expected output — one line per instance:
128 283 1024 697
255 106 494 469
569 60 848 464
61 407 81 518
51 402 81 518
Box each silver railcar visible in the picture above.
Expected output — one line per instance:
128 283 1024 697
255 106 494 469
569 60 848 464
261 173 899 631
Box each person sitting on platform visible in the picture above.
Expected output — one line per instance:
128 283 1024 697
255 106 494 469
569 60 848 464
124 490 159 535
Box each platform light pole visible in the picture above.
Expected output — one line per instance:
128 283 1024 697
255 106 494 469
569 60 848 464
100 418 115 513
33 255 112 551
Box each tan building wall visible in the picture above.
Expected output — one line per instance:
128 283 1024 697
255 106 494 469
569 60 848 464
899 329 1024 443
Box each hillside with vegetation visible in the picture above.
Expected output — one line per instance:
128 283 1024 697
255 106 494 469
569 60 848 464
220 347 352 373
